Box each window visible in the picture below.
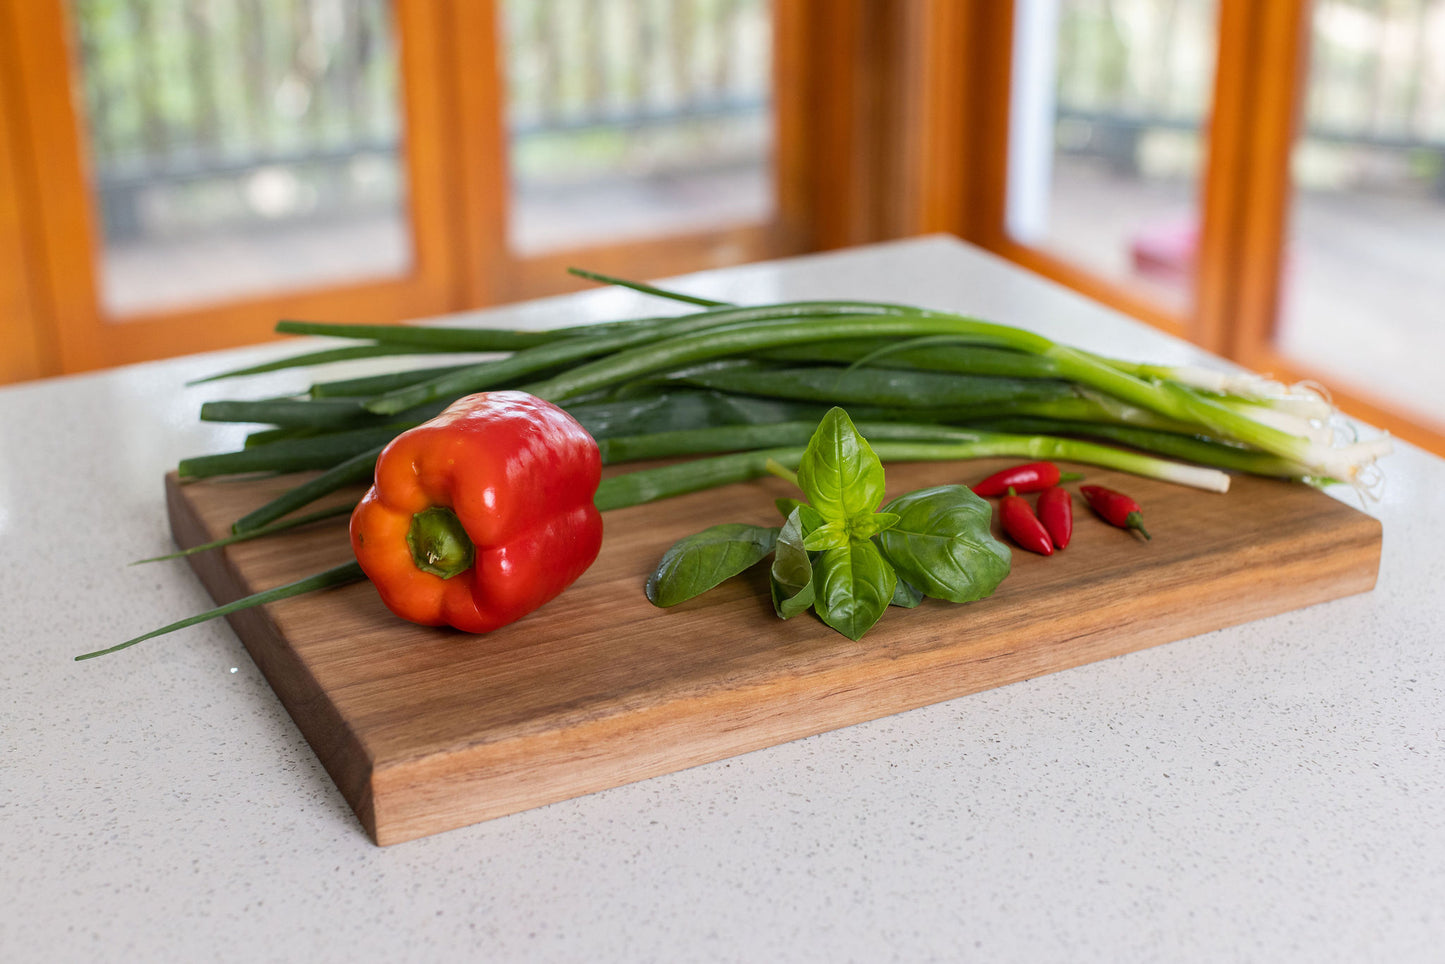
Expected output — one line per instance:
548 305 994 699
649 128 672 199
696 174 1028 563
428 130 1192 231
1007 0 1219 315
1275 0 1445 438
71 0 412 315
980 0 1445 455
502 0 775 255
0 0 811 377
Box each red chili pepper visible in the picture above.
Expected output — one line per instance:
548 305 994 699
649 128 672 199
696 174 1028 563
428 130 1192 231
350 391 604 633
972 461 1078 497
1079 484 1151 540
1036 486 1073 549
1000 487 1054 555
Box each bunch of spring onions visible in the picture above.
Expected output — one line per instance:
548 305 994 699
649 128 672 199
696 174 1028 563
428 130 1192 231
82 270 1389 659
183 269 1389 524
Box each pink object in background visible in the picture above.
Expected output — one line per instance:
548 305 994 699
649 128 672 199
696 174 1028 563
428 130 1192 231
1130 219 1199 282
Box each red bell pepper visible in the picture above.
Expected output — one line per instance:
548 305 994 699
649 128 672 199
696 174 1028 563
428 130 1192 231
350 391 604 632
1000 487 1054 556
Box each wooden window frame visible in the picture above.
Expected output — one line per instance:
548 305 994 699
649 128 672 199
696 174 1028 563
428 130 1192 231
448 0 864 303
1 0 862 381
2 0 467 375
0 1 54 383
1219 0 1445 455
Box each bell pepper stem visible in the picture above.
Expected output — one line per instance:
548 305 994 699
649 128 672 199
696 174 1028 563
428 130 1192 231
406 507 476 579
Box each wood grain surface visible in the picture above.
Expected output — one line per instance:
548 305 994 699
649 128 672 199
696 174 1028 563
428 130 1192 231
165 460 1382 845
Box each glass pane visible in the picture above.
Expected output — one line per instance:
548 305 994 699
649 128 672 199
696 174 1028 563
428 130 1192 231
1006 0 1218 311
1275 0 1445 433
71 0 412 316
500 0 774 254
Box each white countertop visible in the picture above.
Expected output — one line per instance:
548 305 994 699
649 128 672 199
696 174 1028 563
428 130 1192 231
3 236 1441 962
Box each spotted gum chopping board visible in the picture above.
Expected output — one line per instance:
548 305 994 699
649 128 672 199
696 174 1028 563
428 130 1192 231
165 461 1381 845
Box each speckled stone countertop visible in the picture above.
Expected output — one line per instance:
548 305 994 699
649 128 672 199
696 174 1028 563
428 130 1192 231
4 237 1441 962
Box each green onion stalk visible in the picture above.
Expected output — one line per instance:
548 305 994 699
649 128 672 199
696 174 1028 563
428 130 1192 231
181 278 1390 508
85 272 1390 658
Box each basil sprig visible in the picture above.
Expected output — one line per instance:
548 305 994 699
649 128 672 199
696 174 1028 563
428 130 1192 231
643 407 1012 641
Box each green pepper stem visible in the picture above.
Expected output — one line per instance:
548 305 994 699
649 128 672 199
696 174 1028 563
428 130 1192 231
1126 510 1152 541
407 507 475 579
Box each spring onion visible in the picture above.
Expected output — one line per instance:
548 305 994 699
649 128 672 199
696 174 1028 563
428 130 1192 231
179 285 1390 499
89 272 1395 659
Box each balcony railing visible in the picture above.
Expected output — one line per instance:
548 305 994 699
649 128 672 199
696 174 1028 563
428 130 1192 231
73 0 771 243
1053 0 1445 194
71 0 1444 247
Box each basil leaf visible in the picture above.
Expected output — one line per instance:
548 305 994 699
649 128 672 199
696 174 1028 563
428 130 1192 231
813 537 896 641
770 507 815 619
795 407 886 524
774 497 806 520
795 502 825 531
848 511 899 540
877 485 1011 604
802 520 849 552
890 577 924 608
646 523 780 607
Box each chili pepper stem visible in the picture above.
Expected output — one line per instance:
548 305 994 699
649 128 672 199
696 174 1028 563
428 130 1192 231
1126 511 1152 541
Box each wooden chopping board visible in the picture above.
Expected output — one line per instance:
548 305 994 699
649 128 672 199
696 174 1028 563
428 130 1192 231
165 459 1381 845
